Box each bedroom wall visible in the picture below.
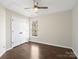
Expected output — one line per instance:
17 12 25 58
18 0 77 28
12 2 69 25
5 9 12 50
30 10 72 48
72 2 78 56
0 5 6 56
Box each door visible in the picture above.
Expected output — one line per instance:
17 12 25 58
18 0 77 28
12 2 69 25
11 16 29 48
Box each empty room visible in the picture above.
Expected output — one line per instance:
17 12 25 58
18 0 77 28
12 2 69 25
0 0 78 59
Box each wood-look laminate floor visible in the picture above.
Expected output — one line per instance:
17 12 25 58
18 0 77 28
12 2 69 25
0 42 77 59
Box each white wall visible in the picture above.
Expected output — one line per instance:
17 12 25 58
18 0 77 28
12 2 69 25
0 5 6 56
30 10 72 48
6 10 12 49
72 2 78 56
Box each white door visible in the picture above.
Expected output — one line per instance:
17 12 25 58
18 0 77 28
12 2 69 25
11 16 29 48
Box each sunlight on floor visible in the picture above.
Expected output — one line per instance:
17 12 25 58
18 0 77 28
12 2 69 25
31 45 39 59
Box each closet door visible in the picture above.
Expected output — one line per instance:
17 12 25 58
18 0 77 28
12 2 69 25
11 16 29 48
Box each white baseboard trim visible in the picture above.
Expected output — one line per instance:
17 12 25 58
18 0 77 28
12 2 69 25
6 47 13 51
0 47 13 57
0 50 6 57
30 40 72 49
72 49 78 58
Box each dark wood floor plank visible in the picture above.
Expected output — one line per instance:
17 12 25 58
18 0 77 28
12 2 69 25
0 41 77 59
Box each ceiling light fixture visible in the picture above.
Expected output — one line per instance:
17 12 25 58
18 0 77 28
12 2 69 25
33 7 38 12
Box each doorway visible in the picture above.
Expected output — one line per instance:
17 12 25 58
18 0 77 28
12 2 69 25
11 16 29 48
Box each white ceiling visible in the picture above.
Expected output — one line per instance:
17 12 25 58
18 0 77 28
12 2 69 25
0 0 77 17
